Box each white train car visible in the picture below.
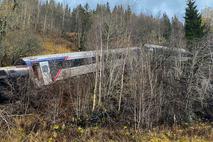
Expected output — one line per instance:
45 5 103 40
11 47 139 87
0 44 195 101
144 44 192 61
0 44 191 91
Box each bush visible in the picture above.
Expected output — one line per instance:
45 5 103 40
0 31 42 66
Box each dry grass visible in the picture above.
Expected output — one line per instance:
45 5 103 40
0 114 212 142
41 37 75 55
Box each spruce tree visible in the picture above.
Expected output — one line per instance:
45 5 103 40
184 0 205 41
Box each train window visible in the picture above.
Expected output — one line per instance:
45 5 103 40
86 57 96 64
73 59 82 66
62 57 96 68
32 64 39 79
63 60 74 68
42 65 49 73
92 57 96 63
81 57 96 65
49 60 63 78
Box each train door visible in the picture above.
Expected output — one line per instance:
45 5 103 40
39 61 53 85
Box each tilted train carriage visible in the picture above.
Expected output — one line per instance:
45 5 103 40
0 45 192 100
0 47 140 90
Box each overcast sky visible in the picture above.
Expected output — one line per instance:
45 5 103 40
56 0 213 20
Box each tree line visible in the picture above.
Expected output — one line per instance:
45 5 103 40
0 0 211 66
0 0 212 135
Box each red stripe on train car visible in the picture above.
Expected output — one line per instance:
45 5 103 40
65 56 69 60
54 69 62 81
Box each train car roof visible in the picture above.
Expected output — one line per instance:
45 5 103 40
144 44 188 53
21 50 96 65
20 47 140 66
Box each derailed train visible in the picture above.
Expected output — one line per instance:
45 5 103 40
0 47 140 91
0 45 190 98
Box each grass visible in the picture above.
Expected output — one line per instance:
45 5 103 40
41 36 76 55
0 115 212 142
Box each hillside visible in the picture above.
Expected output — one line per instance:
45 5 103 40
0 0 212 142
41 35 76 55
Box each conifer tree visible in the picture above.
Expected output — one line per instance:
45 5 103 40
184 0 205 41
106 2 110 13
125 5 132 22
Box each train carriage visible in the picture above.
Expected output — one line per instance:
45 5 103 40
0 45 192 100
12 47 139 87
18 51 97 86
